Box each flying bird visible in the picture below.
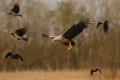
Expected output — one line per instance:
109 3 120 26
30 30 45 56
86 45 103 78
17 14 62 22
97 21 102 28
42 17 91 50
8 3 22 17
5 52 23 61
11 28 28 41
90 68 102 75
103 20 109 32
97 20 109 32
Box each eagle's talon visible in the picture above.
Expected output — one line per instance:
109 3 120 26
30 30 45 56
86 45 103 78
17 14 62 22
67 44 72 50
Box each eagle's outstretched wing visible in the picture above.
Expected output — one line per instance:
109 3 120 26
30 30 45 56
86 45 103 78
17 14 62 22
62 17 91 40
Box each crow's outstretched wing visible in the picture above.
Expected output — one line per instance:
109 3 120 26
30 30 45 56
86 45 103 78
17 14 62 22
63 17 91 40
5 52 12 59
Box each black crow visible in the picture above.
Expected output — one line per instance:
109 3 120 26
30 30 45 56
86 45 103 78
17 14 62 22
90 68 102 75
5 52 23 61
97 20 109 32
11 28 28 42
9 3 22 17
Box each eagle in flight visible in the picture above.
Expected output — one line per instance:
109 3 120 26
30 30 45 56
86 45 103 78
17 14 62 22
42 17 91 50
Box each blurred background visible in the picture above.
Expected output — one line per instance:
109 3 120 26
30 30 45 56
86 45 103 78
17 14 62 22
0 0 120 72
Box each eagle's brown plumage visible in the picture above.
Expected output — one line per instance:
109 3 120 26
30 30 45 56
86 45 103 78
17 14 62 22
42 17 91 50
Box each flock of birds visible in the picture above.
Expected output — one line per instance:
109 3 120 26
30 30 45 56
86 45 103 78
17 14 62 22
4 2 110 75
6 3 27 62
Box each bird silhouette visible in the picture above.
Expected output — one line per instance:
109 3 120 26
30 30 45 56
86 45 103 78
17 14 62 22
11 28 28 42
97 20 109 32
8 3 22 17
90 68 102 75
42 17 91 50
5 52 23 61
103 20 109 32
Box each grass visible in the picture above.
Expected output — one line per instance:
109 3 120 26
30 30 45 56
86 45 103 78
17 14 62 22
0 70 120 80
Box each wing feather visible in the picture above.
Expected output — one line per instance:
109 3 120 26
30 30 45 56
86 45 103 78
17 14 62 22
63 17 91 40
5 52 12 59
